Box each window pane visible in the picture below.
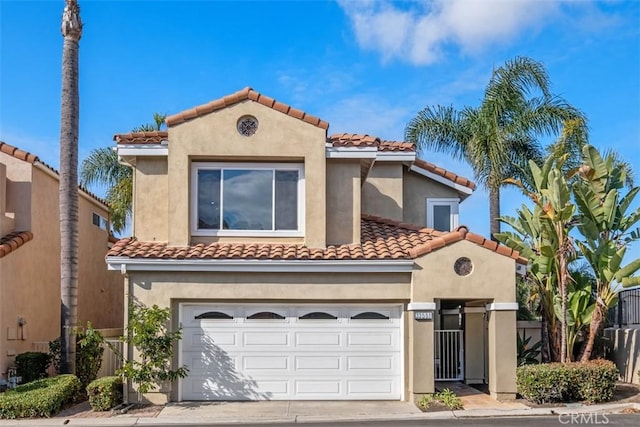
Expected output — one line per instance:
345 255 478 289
433 205 451 232
223 170 273 230
275 170 298 230
197 170 221 229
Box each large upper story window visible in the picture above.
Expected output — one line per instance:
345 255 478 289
191 162 304 236
426 198 459 232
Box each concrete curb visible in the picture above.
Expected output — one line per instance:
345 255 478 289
0 402 638 426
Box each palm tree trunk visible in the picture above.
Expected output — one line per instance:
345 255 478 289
489 186 501 240
59 0 82 375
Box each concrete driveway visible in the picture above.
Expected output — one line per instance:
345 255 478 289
159 400 422 423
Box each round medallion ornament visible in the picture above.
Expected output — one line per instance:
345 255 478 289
237 115 259 137
454 257 473 276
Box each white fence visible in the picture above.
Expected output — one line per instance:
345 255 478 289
434 330 464 380
31 330 123 379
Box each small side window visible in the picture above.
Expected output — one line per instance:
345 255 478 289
92 213 108 230
351 312 389 320
247 311 285 320
426 199 459 232
299 312 337 320
195 311 233 320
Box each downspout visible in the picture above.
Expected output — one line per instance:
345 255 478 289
120 263 131 404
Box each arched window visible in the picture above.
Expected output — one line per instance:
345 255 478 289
299 312 337 320
247 311 285 320
195 311 233 320
350 312 389 320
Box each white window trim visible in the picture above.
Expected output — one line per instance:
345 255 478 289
426 198 459 231
190 162 305 237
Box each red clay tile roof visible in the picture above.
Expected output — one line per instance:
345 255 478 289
114 131 168 145
165 87 329 130
328 133 416 152
107 215 524 264
0 141 108 206
0 231 33 258
0 141 39 163
412 158 476 191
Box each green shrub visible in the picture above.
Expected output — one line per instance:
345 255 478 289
566 360 618 403
15 352 50 384
49 322 105 393
76 325 105 393
86 376 123 411
0 375 81 419
517 360 619 404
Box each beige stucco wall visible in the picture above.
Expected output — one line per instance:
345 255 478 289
402 169 461 227
134 158 168 242
1 154 33 233
166 101 327 247
362 163 403 221
326 159 360 245
606 327 640 384
409 240 517 400
0 164 123 377
412 240 516 302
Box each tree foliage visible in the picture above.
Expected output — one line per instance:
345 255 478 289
117 302 188 397
405 56 585 238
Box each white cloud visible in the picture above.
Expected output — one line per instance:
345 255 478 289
339 0 560 65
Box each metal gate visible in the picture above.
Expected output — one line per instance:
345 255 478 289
434 330 464 381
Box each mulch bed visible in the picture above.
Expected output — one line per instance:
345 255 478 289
55 401 163 419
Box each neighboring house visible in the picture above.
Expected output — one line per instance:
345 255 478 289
107 87 526 403
0 142 123 379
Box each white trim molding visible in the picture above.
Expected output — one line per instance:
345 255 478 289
116 144 168 157
485 302 519 311
407 302 436 311
409 165 473 195
325 146 378 159
106 257 415 273
376 151 416 162
426 198 459 231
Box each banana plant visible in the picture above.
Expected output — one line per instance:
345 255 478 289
499 153 576 363
574 145 640 361
554 270 595 361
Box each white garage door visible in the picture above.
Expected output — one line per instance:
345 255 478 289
179 304 402 401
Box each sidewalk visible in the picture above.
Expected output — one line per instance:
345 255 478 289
1 400 639 426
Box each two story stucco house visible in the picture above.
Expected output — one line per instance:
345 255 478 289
0 142 123 379
106 87 525 403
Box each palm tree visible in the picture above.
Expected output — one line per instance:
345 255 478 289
405 56 586 239
80 113 165 234
59 0 82 375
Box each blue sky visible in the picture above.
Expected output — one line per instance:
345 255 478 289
1 0 639 265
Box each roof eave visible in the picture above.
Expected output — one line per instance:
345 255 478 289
106 257 415 273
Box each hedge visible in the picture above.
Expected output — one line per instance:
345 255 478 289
15 352 50 384
87 376 123 411
517 360 618 404
0 375 81 419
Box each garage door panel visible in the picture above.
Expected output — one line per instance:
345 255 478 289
347 331 395 346
294 331 341 346
243 331 289 346
180 304 402 401
295 380 341 395
347 380 395 394
243 355 289 371
295 355 341 370
347 355 395 370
